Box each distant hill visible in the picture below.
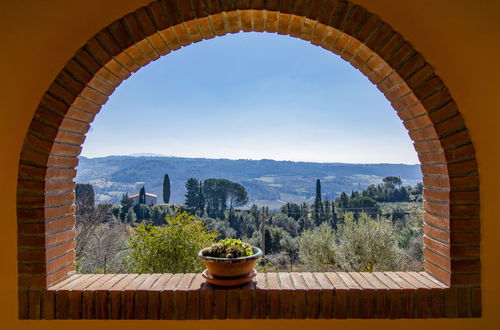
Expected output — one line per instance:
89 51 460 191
76 156 422 209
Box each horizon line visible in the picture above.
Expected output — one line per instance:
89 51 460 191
79 153 420 166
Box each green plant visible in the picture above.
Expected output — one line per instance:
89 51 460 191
201 238 253 258
128 211 217 273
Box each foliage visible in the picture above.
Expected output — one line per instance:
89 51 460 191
335 213 404 272
201 238 253 258
139 186 146 204
185 178 205 215
202 179 248 219
298 222 337 271
128 212 217 273
163 174 170 204
313 179 323 226
76 183 95 215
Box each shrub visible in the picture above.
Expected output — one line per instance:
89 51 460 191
128 211 217 273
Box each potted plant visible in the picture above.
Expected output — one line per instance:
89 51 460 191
198 238 262 286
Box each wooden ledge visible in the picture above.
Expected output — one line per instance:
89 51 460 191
19 271 480 319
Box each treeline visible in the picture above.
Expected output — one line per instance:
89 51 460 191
75 176 424 273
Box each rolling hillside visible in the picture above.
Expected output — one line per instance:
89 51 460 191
76 156 422 209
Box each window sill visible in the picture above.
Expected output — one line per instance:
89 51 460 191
21 271 480 319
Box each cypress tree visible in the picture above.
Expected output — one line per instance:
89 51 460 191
163 174 171 204
313 179 323 225
139 186 146 205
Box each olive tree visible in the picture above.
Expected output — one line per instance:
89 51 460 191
335 212 404 272
298 222 337 271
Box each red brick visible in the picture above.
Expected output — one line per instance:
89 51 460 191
290 273 307 318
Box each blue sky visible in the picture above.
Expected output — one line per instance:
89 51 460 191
82 32 419 164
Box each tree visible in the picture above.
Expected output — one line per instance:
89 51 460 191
383 176 402 188
348 195 380 217
128 212 217 273
313 179 323 225
163 174 170 204
335 213 404 272
298 222 336 271
139 186 146 205
120 193 133 221
185 178 203 214
202 179 248 219
76 183 95 215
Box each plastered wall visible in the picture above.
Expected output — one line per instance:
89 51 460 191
1 0 498 329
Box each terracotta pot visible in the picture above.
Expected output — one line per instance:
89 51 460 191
198 246 262 279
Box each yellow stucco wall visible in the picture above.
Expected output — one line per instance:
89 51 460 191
1 0 498 329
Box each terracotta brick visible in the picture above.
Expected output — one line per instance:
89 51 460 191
56 70 85 95
48 81 78 106
122 274 148 319
199 281 214 319
174 273 194 320
424 221 451 243
267 272 280 318
337 272 360 318
46 250 76 274
252 10 265 32
134 7 157 36
372 272 401 318
108 20 134 50
209 13 226 36
265 11 279 33
115 50 141 72
225 11 241 34
278 0 293 13
162 0 181 26
240 280 255 319
148 273 172 319
277 13 292 35
303 272 321 318
364 22 393 53
65 58 94 84
316 0 336 26
350 272 375 318
356 13 380 43
451 273 480 287
313 272 334 319
214 286 227 319
289 15 304 38
187 274 204 320
387 42 416 70
344 5 367 37
425 260 451 286
471 287 481 317
137 37 161 61
360 272 389 318
87 76 115 96
290 273 306 318
424 248 451 271
226 286 240 319
19 289 29 319
300 18 316 41
255 272 268 318
418 150 447 164
278 272 293 318
160 273 183 319
330 0 350 30
424 212 450 230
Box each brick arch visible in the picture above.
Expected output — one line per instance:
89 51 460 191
17 0 479 293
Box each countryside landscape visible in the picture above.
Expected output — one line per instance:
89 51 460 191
76 155 424 275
